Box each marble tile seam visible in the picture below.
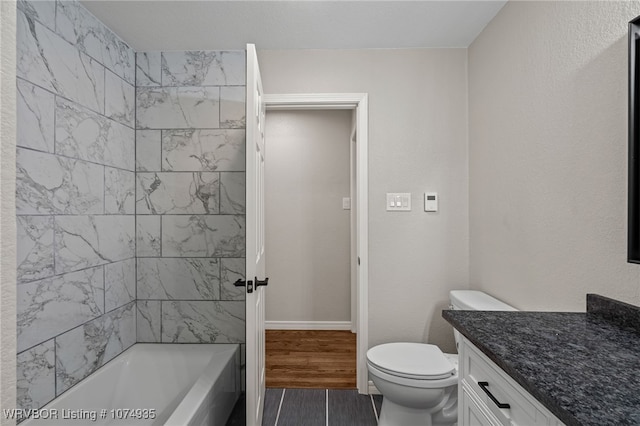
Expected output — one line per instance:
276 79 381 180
17 75 137 132
17 143 135 174
16 299 136 356
17 256 135 286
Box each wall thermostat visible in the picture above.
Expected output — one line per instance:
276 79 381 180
424 192 438 212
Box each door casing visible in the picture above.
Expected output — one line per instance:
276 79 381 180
263 93 369 393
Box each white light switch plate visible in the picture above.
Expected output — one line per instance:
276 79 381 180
386 193 411 211
342 197 351 210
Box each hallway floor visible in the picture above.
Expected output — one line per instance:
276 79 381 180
226 330 367 425
266 330 356 388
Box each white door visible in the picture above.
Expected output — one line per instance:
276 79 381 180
245 43 267 426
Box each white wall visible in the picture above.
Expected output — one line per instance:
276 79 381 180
1 0 17 423
265 110 352 323
469 1 640 311
259 49 469 351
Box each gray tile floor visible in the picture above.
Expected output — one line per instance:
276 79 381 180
263 389 383 426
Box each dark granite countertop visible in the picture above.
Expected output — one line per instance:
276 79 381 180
442 294 640 426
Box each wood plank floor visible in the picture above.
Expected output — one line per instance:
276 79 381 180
265 330 357 389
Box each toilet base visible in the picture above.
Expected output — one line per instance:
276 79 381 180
378 398 456 426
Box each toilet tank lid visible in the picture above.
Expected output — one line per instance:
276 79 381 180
449 290 517 311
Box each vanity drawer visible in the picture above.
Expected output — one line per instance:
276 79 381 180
461 381 502 426
460 339 555 426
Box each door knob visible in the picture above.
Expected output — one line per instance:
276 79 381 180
233 278 253 293
255 277 269 287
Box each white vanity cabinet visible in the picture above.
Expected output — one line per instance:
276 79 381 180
458 337 565 426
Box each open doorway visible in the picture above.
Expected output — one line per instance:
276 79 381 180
264 109 355 388
262 93 369 394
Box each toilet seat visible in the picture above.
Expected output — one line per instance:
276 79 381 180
367 343 456 380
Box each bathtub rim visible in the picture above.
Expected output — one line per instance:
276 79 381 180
164 343 240 425
21 342 241 425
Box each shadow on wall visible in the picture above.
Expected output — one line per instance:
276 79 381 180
426 299 457 354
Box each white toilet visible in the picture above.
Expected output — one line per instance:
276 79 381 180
367 290 516 426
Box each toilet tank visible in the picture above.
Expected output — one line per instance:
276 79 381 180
448 290 517 351
449 290 517 312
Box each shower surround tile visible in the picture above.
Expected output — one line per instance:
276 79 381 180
137 258 220 300
17 10 105 114
220 173 246 214
131 49 247 358
136 86 220 129
55 0 135 84
137 301 161 343
136 130 162 171
17 78 55 153
136 52 162 87
136 172 220 215
221 258 246 301
15 0 140 414
161 51 245 87
17 340 55 411
16 148 103 215
104 259 135 312
220 86 246 129
17 216 54 284
17 267 104 352
161 301 245 343
161 215 245 257
136 216 161 257
162 129 245 172
56 302 135 394
105 168 135 214
105 71 135 128
18 0 56 31
54 215 135 274
55 97 135 171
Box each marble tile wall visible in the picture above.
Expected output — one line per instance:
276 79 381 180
16 0 136 413
16 1 248 414
135 50 247 349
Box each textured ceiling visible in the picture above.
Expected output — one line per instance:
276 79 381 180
81 0 507 51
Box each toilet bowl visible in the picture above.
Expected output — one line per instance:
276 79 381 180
367 343 458 426
367 290 516 426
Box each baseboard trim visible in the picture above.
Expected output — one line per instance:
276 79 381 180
368 380 381 395
265 321 353 331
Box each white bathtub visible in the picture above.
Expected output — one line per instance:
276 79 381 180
23 344 241 426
